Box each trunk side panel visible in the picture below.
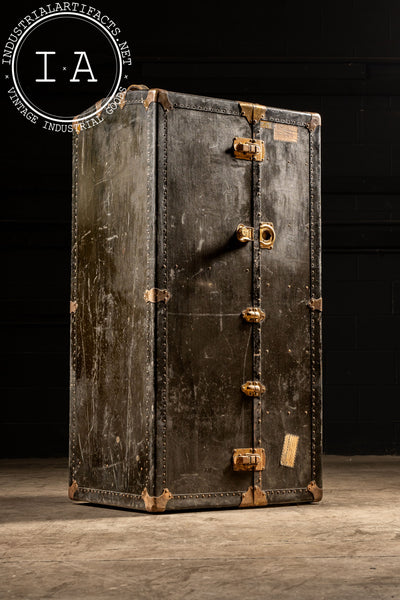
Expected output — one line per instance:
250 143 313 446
70 99 156 497
259 117 315 492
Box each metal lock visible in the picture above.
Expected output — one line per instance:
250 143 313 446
236 223 254 243
232 448 266 471
241 380 266 397
233 137 265 161
236 222 276 249
242 307 265 323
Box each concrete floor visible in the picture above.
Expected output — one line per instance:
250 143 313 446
0 457 399 600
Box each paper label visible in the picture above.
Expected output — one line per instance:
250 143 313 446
273 123 298 143
280 433 299 468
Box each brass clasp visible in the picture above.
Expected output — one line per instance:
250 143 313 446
260 222 276 249
233 448 266 471
236 223 254 243
241 381 266 397
242 307 265 323
233 137 265 161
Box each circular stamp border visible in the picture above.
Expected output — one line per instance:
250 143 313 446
10 11 123 124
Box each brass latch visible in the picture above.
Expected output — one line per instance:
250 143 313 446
308 297 323 312
237 223 275 248
242 307 265 323
144 288 171 303
236 223 254 243
233 137 265 161
260 222 276 249
241 380 266 397
233 448 266 471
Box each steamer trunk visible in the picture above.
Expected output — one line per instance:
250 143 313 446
69 87 322 512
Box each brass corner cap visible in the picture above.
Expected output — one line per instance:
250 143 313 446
142 488 173 513
144 88 173 112
68 480 79 500
239 101 267 124
307 113 321 132
307 480 323 502
240 485 268 507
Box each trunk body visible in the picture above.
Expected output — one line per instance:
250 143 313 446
69 88 322 512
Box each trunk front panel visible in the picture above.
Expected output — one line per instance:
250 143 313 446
160 105 254 494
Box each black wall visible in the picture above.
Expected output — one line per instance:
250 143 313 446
2 2 399 457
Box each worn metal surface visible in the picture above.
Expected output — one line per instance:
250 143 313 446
70 87 322 512
141 488 173 512
241 307 266 323
233 136 265 161
240 485 268 507
232 448 266 471
239 101 267 124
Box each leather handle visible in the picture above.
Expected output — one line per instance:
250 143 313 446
126 84 149 91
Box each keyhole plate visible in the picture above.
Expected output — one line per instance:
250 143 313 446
260 222 276 249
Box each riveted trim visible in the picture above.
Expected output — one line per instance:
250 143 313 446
307 480 323 502
70 130 79 480
142 488 173 512
144 88 173 112
240 485 268 507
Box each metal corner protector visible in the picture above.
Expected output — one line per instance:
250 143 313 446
141 488 173 513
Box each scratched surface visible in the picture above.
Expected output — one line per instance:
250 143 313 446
259 119 314 490
70 89 321 510
161 104 253 494
71 95 154 495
